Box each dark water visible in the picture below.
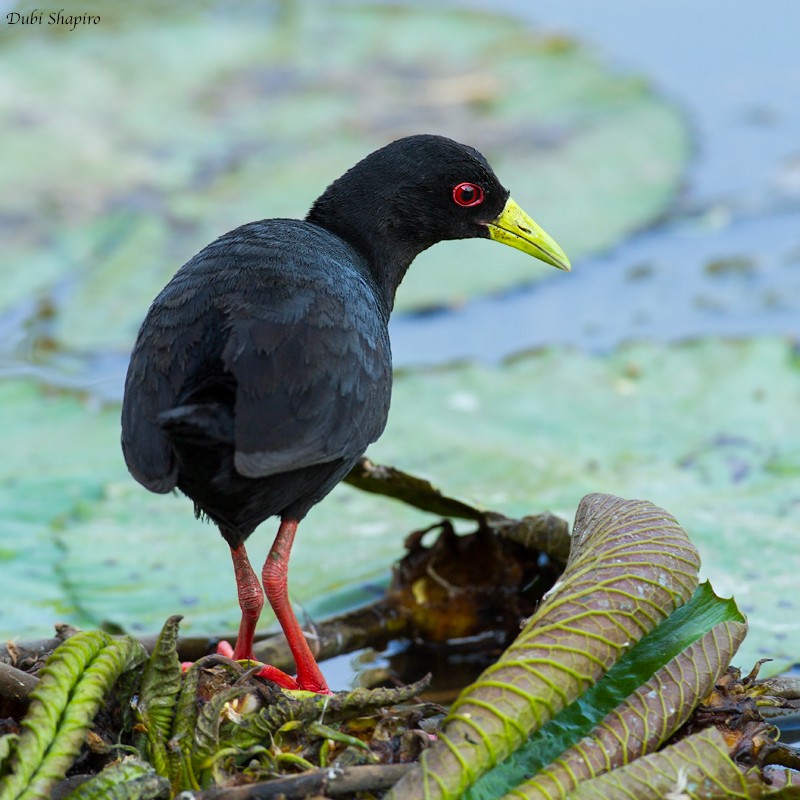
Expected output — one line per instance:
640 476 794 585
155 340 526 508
389 0 800 365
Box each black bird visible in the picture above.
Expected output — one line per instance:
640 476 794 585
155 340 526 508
121 134 570 693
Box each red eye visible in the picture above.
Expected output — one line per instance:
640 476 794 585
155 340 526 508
452 182 485 207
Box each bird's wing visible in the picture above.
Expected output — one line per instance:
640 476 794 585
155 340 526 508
121 256 228 493
121 221 391 489
222 262 391 478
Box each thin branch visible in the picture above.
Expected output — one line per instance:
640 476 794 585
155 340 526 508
0 661 39 707
200 762 412 799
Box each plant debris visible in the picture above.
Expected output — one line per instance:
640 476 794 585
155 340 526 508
1 486 798 799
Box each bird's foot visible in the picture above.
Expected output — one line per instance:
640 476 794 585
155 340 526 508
215 640 332 693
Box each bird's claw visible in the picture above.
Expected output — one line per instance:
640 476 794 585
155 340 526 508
214 639 318 692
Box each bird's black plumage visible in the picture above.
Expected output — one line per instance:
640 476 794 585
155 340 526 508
122 221 390 545
121 134 569 691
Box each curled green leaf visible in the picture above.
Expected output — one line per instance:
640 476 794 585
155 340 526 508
388 493 701 800
306 721 375 756
0 632 107 797
464 582 746 799
0 735 18 775
504 617 747 798
231 676 432 751
561 727 796 799
133 615 182 780
0 632 144 800
61 756 169 800
191 685 249 781
165 656 201 790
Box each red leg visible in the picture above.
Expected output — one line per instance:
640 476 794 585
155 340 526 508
228 542 264 661
222 542 300 689
262 518 331 694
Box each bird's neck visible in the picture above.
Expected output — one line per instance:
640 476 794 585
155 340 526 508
306 196 433 315
349 233 424 314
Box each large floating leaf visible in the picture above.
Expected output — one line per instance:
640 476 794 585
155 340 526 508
0 338 796 670
387 493 701 799
0 2 687 349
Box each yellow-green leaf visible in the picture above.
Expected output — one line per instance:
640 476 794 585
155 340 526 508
387 493 700 799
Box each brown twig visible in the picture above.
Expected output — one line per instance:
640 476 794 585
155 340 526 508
0 637 62 664
754 675 800 700
252 602 410 668
0 662 39 700
199 762 413 799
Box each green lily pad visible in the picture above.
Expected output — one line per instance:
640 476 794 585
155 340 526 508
0 380 423 639
0 382 122 638
0 2 688 351
0 338 796 670
371 337 800 668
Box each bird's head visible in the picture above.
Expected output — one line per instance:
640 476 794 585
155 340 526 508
307 134 570 305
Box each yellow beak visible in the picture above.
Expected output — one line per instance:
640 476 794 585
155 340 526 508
486 197 571 271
